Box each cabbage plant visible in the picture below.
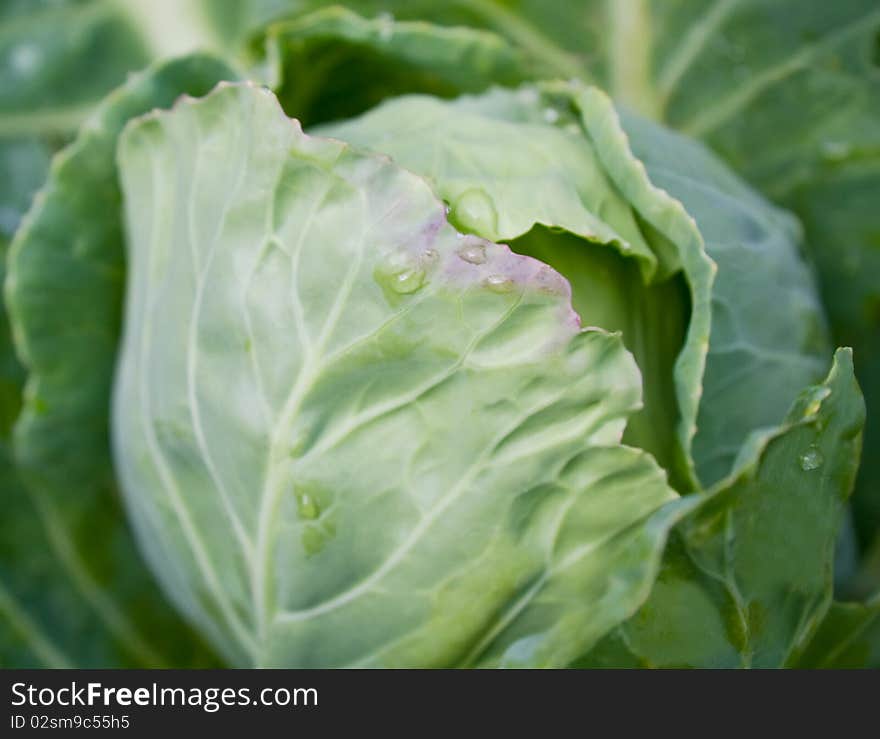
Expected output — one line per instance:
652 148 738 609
1 0 878 668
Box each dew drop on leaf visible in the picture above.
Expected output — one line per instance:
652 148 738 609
799 445 824 471
457 240 487 264
301 526 325 555
301 516 337 556
451 188 498 237
389 267 426 294
484 274 514 293
296 492 320 519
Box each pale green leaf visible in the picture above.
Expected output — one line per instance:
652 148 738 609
113 82 687 667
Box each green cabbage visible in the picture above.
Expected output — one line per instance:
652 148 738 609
0 0 876 668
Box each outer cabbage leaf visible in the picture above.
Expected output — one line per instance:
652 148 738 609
639 0 880 559
0 0 296 138
112 82 693 667
301 0 602 83
2 55 234 668
791 593 880 669
576 349 865 668
0 136 53 667
0 137 50 249
0 138 49 438
1 442 215 668
253 6 533 126
792 170 880 560
319 83 830 491
618 113 830 485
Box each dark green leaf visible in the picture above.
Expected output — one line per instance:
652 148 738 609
1 54 236 668
0 0 150 136
791 594 880 668
254 5 532 126
576 349 865 667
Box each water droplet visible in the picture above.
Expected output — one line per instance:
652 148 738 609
795 387 830 422
821 140 852 162
300 513 337 556
389 267 426 294
484 274 514 293
799 445 824 471
302 526 325 555
375 260 429 302
457 240 487 264
377 12 394 42
296 492 320 519
542 107 560 124
10 44 41 75
421 248 438 264
451 188 498 237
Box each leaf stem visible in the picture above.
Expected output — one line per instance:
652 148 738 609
606 0 659 118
